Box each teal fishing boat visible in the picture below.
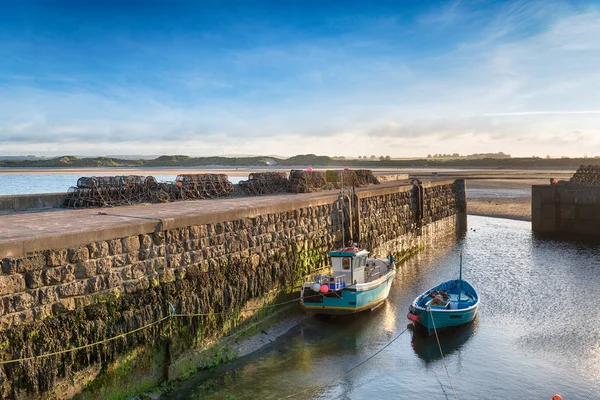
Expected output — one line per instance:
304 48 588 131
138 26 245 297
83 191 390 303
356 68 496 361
407 252 479 335
300 246 396 314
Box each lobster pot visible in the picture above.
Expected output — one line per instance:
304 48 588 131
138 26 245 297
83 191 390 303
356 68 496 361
570 165 600 186
288 170 327 193
170 174 234 200
239 172 289 195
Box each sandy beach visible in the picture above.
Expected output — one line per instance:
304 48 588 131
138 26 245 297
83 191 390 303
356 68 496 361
464 178 544 221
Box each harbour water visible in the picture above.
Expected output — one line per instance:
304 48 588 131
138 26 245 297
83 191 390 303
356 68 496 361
163 216 600 399
0 174 245 195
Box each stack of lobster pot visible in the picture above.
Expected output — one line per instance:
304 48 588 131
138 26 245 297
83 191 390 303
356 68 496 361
168 174 235 200
238 172 289 195
63 175 170 208
569 165 600 186
325 169 379 188
288 170 327 193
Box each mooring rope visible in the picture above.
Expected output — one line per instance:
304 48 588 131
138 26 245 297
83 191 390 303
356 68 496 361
0 315 171 366
428 307 459 400
172 295 319 318
0 294 324 366
278 326 409 400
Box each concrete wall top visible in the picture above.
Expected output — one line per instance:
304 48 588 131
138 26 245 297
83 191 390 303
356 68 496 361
354 179 457 199
0 190 342 258
0 180 462 258
0 192 65 213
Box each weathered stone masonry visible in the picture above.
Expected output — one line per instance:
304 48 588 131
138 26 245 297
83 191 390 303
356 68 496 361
0 180 465 399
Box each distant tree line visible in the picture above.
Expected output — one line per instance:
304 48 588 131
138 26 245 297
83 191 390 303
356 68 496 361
426 152 511 159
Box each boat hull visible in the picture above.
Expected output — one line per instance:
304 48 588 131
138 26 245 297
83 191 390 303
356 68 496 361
409 305 478 331
302 270 395 315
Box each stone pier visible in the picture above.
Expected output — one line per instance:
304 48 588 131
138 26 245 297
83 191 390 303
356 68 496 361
0 179 465 399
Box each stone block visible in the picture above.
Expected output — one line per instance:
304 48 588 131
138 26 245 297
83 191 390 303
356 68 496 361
37 286 59 306
75 261 97 279
150 245 165 258
108 239 123 255
130 262 146 279
138 248 151 261
57 281 87 298
159 268 175 283
87 241 109 259
125 252 139 264
42 267 63 285
107 272 123 289
1 258 17 275
2 254 46 274
122 236 141 253
112 254 127 268
0 274 26 296
139 234 153 250
52 298 76 314
154 258 167 270
152 231 165 245
166 243 179 255
46 250 68 267
95 257 112 275
68 247 90 263
175 266 186 280
87 276 107 293
148 271 160 287
25 270 44 289
3 291 36 314
168 253 182 268
123 277 149 294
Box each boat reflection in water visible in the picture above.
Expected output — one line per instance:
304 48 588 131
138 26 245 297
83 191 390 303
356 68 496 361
409 318 478 363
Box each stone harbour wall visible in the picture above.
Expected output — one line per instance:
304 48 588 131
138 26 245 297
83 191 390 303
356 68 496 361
532 184 600 235
0 180 466 399
357 180 466 259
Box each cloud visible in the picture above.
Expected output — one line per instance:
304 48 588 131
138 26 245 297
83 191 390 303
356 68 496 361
1 2 600 158
483 111 600 116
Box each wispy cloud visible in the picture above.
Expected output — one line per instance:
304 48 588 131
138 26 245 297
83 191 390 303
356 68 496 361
0 1 599 157
483 111 600 116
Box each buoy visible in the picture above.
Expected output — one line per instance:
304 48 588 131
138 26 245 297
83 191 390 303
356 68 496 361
344 166 349 171
306 167 313 172
176 181 183 188
552 395 562 400
320 284 329 293
407 313 419 322
312 283 321 292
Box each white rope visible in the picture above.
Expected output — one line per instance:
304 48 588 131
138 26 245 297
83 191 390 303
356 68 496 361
428 306 459 400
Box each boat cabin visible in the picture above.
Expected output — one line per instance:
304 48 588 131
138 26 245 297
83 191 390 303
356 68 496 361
328 247 369 285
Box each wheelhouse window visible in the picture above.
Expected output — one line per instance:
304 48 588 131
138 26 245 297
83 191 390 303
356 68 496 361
357 256 366 267
342 257 351 270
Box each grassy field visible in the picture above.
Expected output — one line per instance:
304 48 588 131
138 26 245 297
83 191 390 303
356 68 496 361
1 154 599 169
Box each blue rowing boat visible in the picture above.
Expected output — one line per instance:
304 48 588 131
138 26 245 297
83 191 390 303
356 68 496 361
407 252 479 335
300 246 396 315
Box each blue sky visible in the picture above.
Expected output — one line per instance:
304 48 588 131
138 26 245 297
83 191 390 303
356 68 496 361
0 0 599 158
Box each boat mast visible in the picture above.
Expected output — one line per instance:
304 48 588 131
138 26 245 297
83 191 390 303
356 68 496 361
458 251 463 301
340 170 345 248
